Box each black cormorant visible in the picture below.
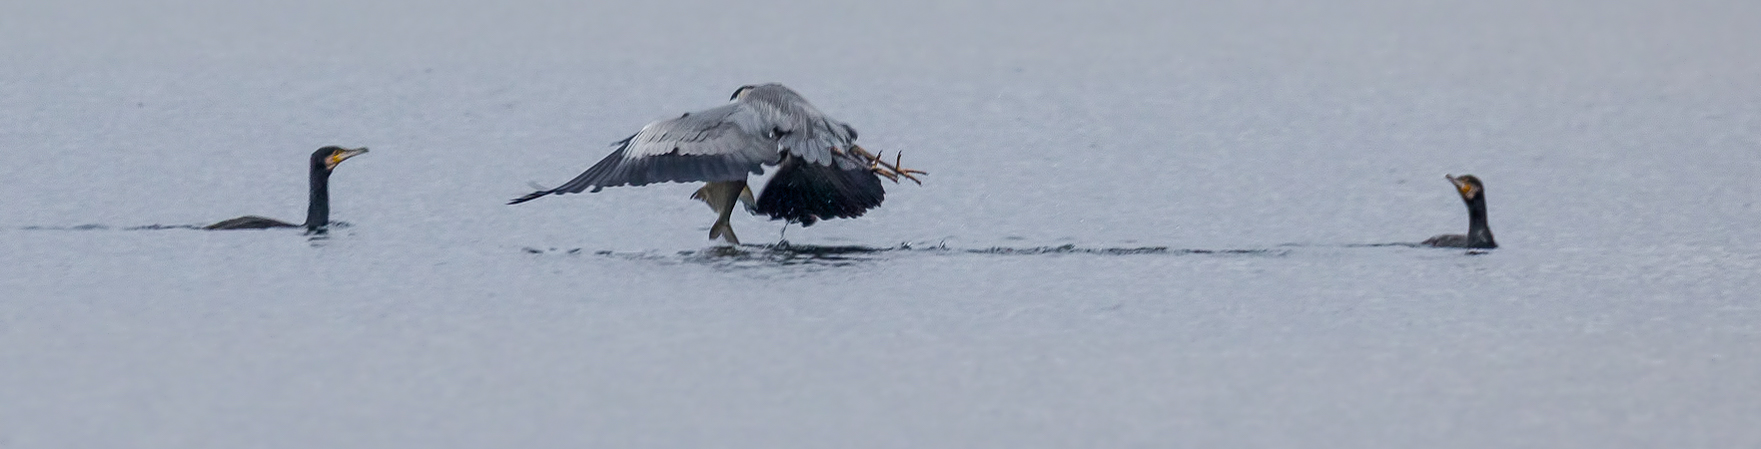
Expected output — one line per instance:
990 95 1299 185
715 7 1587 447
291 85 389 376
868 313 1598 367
205 146 368 233
1422 174 1496 249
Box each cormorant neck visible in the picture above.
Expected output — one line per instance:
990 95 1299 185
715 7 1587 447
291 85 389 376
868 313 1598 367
1465 194 1495 248
304 166 331 232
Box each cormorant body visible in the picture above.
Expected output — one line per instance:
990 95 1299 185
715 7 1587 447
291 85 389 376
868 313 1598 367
206 146 368 233
1423 174 1496 249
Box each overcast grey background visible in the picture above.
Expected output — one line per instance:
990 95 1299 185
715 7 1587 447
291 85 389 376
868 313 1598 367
2 0 1759 447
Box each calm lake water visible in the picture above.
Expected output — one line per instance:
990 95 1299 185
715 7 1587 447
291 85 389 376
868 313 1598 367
3 0 1759 447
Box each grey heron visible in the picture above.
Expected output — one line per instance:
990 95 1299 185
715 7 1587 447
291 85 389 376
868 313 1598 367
509 83 924 244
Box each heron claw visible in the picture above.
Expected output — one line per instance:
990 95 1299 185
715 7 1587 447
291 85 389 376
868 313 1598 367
891 152 926 185
851 146 927 185
864 150 899 182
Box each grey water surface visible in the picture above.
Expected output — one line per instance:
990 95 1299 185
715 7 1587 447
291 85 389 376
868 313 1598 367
3 0 1759 447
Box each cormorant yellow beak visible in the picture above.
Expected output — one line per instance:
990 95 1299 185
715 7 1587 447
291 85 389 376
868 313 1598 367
1447 174 1477 198
326 147 369 170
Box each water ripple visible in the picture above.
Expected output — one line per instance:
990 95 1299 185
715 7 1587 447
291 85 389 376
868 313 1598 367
521 242 1293 272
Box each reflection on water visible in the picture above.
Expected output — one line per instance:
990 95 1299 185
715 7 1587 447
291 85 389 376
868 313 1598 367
124 224 203 230
19 224 117 231
950 244 1284 257
520 241 1293 273
17 221 353 232
523 242 890 272
1284 242 1496 255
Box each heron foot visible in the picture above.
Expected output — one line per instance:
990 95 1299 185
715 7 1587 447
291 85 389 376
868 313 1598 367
851 146 927 185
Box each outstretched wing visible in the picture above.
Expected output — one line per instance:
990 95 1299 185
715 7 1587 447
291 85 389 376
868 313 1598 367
510 103 781 204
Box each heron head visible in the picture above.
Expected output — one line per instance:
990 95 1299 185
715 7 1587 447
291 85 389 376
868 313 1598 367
313 146 369 171
730 85 758 101
1446 174 1483 201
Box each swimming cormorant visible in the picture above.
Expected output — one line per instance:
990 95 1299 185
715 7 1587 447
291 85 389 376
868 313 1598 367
205 146 368 233
1423 174 1496 249
509 83 924 244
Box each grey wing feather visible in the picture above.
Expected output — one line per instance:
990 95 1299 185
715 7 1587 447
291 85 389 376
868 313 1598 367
740 87 870 170
778 117 867 170
509 103 781 204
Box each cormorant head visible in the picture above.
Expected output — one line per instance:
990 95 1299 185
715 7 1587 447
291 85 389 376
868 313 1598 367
311 146 369 172
1447 174 1484 201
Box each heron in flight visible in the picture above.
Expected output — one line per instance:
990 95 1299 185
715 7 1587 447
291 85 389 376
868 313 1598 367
509 83 924 244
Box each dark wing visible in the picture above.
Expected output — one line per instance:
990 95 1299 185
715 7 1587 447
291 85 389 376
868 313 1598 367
1423 234 1470 247
752 154 885 226
510 103 780 204
204 215 299 230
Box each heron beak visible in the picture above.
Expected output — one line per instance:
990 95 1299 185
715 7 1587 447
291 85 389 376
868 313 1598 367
326 147 369 170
